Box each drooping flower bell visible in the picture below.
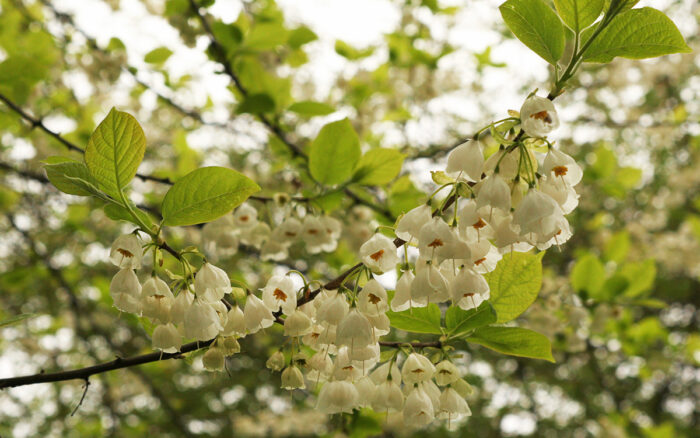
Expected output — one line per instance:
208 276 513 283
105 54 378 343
141 276 174 323
401 353 436 384
357 279 389 316
445 139 485 182
520 95 560 138
360 233 399 274
391 270 428 311
194 262 232 303
281 366 306 390
434 360 461 386
184 299 223 341
542 148 583 187
233 203 258 228
261 275 297 315
152 323 181 353
202 347 225 371
437 387 472 421
403 386 435 428
243 294 275 333
476 174 511 214
221 305 246 337
110 269 142 314
109 234 142 269
284 309 313 337
266 351 286 371
450 268 490 311
336 309 374 350
317 380 359 414
395 204 432 242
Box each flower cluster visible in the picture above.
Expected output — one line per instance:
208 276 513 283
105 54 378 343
105 95 580 430
201 203 343 262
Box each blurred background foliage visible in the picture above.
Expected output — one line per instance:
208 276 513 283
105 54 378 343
0 0 698 436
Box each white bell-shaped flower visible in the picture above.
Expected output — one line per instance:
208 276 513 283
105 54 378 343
513 189 561 236
220 337 240 355
435 360 460 386
395 204 432 242
493 215 533 253
331 347 364 381
367 313 391 337
450 268 490 311
243 295 275 333
411 260 450 303
468 240 502 274
281 366 306 390
109 234 143 269
531 214 572 250
372 380 405 412
418 217 469 263
458 200 494 242
317 380 359 414
152 323 181 353
309 351 333 375
336 309 374 350
476 174 511 213
319 216 342 252
273 217 302 245
403 387 435 428
354 376 377 408
184 300 222 341
141 276 174 323
316 290 349 326
202 347 225 371
194 262 231 303
170 291 194 326
420 380 442 411
221 305 246 337
391 270 425 311
261 275 297 315
520 95 560 138
284 309 313 337
437 387 471 420
239 222 271 248
446 139 484 181
302 215 333 254
260 240 288 261
357 279 388 316
484 148 519 179
370 361 402 385
233 203 257 228
266 351 286 371
402 353 436 384
360 233 399 274
348 342 380 363
542 148 582 186
110 269 142 314
540 175 579 214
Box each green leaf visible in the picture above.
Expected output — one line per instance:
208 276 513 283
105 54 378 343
84 108 146 197
468 326 555 362
582 8 691 63
104 204 154 229
353 148 405 186
288 101 335 117
244 23 289 51
43 157 97 197
144 47 173 64
237 93 275 114
604 230 630 263
445 302 498 338
388 175 426 218
387 304 442 335
571 253 606 297
486 252 544 323
0 313 35 328
499 0 566 65
308 118 361 186
335 40 375 60
554 0 604 32
161 166 260 226
620 259 656 298
288 26 317 49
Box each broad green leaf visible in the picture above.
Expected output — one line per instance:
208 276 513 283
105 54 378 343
486 252 544 323
583 8 691 63
288 101 335 117
85 108 146 197
288 26 317 49
161 166 260 226
144 47 173 64
620 259 656 298
468 326 555 362
0 185 20 210
554 0 604 32
0 313 35 328
103 203 154 229
308 119 361 186
387 304 442 335
244 23 289 51
43 157 96 197
237 93 275 114
604 230 630 263
571 253 606 297
388 175 426 218
445 302 497 338
499 0 566 65
353 148 405 186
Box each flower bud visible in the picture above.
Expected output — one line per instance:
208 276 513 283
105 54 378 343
202 347 225 371
266 351 286 371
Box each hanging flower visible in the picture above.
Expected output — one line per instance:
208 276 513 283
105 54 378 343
109 234 143 269
360 233 399 274
520 95 560 138
446 139 485 182
110 269 142 314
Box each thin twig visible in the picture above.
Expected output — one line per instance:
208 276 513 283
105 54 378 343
70 378 90 416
